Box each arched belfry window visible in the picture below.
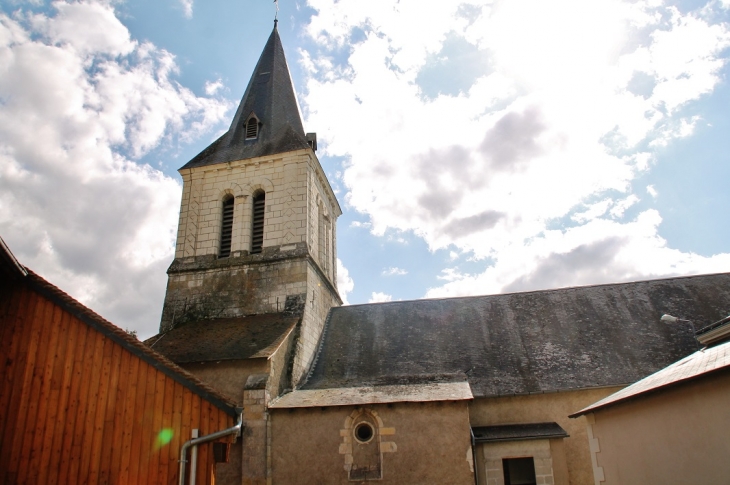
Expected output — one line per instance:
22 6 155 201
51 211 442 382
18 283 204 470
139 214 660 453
245 115 259 140
251 191 265 254
219 196 234 258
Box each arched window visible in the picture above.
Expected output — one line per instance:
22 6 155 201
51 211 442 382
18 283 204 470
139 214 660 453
349 411 381 480
219 196 234 258
245 116 259 139
251 191 265 254
318 203 330 274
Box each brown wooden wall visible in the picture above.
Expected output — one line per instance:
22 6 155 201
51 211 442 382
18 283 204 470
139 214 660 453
0 281 235 485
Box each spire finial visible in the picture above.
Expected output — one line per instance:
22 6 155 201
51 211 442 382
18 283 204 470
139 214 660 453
274 0 279 23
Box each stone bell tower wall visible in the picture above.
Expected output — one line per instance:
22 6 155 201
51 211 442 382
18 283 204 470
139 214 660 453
160 148 341 339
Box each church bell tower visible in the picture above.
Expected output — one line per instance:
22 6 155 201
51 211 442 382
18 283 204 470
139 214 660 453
159 21 341 386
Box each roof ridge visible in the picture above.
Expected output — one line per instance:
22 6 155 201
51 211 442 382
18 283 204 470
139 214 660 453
333 271 730 310
298 306 335 389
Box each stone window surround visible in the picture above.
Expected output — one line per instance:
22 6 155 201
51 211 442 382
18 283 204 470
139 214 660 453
339 408 397 480
480 438 556 485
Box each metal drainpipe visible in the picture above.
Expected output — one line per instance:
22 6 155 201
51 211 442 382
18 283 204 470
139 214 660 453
179 413 243 485
190 429 199 485
470 427 480 485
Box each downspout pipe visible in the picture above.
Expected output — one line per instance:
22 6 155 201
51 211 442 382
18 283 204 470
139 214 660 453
470 427 480 485
179 412 243 485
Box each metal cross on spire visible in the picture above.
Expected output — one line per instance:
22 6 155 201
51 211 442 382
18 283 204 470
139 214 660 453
274 0 279 21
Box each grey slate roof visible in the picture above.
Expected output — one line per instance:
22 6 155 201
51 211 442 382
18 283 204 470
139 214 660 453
302 273 730 398
472 422 568 443
571 334 730 417
146 313 299 363
181 22 309 170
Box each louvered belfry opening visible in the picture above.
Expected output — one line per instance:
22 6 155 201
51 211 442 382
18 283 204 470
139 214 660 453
251 191 265 254
246 117 259 139
219 196 234 258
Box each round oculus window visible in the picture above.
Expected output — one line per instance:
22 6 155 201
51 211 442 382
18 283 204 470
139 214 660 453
354 422 374 443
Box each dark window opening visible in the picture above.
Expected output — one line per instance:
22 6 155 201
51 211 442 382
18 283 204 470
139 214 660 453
354 422 374 443
219 196 234 258
213 442 230 463
246 117 259 139
503 457 537 485
251 191 265 254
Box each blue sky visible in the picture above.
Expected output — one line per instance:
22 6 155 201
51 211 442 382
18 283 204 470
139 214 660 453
1 0 729 338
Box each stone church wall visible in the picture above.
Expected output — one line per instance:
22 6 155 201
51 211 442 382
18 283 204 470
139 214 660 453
290 262 342 386
469 386 622 485
269 401 474 484
179 358 269 485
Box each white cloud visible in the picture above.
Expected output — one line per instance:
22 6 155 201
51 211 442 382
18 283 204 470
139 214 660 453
571 199 613 223
303 0 730 296
610 195 640 218
29 1 135 56
350 220 371 228
336 258 354 305
205 79 223 95
647 185 659 198
427 210 730 298
369 291 392 303
0 3 231 338
179 0 193 19
382 267 407 276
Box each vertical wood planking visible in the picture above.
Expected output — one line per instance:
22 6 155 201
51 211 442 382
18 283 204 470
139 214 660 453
66 321 97 484
0 282 235 485
190 395 203 485
97 342 123 484
157 373 175 485
128 357 149 482
87 336 115 483
148 369 167 481
108 347 132 480
180 382 194 484
77 330 106 481
118 353 140 483
26 302 64 484
57 321 89 483
0 285 31 459
8 291 45 478
47 310 80 485
199 401 212 485
171 382 185 484
36 306 71 485
138 361 160 485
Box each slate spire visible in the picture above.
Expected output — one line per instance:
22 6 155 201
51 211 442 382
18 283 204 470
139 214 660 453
181 22 310 169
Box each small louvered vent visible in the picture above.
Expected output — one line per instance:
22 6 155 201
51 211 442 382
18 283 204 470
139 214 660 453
246 118 258 139
219 197 234 258
251 192 265 254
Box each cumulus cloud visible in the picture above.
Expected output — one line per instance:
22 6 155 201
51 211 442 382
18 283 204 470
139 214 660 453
204 79 224 95
336 258 354 304
369 292 392 303
382 267 407 276
302 0 730 297
0 3 231 338
179 0 193 18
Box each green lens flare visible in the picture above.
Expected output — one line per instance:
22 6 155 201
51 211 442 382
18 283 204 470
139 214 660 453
155 428 174 449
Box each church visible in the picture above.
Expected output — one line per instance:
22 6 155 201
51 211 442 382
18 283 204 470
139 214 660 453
144 22 730 485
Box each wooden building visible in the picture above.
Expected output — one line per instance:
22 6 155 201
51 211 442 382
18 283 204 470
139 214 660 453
0 237 240 484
